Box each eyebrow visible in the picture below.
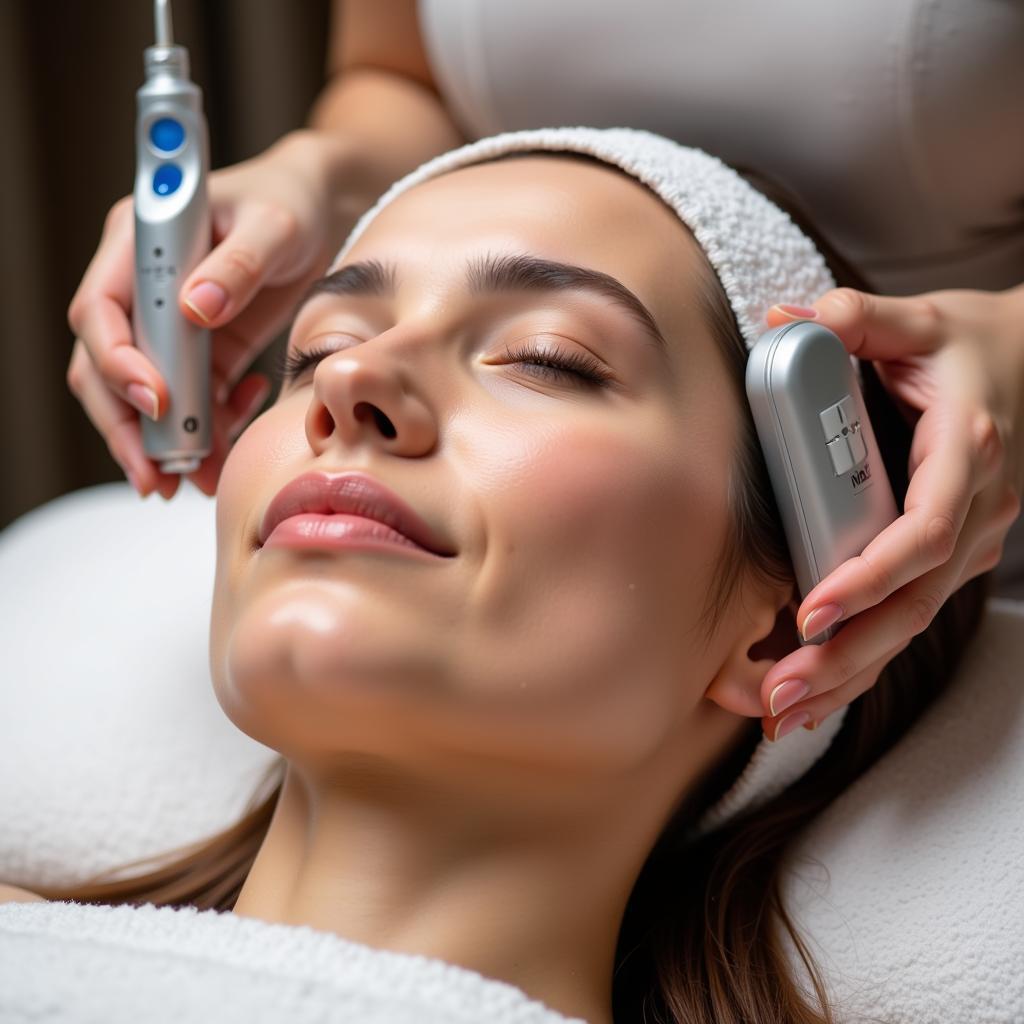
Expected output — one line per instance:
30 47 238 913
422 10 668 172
292 252 670 357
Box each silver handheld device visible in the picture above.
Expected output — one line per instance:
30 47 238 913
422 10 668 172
745 320 899 644
132 0 211 474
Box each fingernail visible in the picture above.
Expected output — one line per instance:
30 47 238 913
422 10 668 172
769 678 810 717
183 281 227 323
801 602 843 643
126 382 159 421
771 711 811 742
772 304 819 320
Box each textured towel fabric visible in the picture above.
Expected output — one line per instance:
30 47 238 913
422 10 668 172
0 483 279 890
0 900 585 1024
331 125 836 351
777 597 1024 1022
328 125 846 840
1 488 1023 1022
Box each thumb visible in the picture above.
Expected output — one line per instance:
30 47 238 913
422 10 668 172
178 207 299 328
767 288 943 361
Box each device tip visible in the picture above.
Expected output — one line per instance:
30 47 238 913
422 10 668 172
154 0 174 47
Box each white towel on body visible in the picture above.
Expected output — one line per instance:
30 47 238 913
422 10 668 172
0 898 585 1024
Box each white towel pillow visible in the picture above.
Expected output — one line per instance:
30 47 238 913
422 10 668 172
1 484 1022 1021
0 483 278 888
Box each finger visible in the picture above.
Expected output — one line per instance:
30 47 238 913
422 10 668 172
67 206 170 419
764 640 911 741
73 293 174 419
772 288 945 361
68 197 134 338
70 351 179 498
762 530 973 717
795 400 984 638
178 204 301 328
184 374 272 497
209 273 315 403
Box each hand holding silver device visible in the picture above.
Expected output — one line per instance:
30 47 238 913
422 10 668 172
746 319 900 644
132 0 211 474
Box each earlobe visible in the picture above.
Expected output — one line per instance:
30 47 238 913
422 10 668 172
704 585 800 719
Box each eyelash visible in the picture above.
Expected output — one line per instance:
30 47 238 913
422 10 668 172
501 342 612 388
272 343 337 386
272 341 614 389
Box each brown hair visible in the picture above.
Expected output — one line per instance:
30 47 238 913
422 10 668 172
32 152 990 1024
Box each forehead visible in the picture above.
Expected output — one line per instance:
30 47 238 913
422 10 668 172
346 155 708 342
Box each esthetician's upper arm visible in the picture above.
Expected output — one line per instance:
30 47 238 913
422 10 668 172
309 1 464 202
328 0 441 95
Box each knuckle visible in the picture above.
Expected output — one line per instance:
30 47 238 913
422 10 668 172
922 512 957 564
1006 486 1023 520
829 287 867 320
911 296 942 333
907 588 944 635
833 648 860 685
223 246 262 290
857 550 894 605
981 544 1004 572
265 203 300 250
67 294 84 334
972 411 1004 468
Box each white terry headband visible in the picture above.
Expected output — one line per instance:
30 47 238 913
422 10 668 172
329 126 848 842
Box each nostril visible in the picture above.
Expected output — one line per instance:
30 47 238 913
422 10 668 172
354 401 397 439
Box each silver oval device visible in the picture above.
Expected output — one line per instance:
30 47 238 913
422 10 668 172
132 0 211 474
745 320 899 644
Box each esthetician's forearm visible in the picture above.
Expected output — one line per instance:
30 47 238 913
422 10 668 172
302 67 467 244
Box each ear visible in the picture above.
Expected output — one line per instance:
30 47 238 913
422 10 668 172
704 580 801 719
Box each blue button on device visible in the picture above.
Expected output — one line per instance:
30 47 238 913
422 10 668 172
150 117 185 153
152 164 183 196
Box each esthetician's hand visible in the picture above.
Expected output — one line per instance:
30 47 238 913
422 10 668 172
66 129 358 500
758 284 1024 741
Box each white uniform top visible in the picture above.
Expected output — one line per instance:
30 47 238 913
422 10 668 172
418 0 1024 597
419 0 1024 297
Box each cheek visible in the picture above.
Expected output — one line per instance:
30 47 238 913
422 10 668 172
454 403 733 765
210 408 308 691
214 408 307 575
468 406 728 624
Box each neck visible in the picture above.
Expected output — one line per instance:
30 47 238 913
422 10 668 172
231 756 664 1024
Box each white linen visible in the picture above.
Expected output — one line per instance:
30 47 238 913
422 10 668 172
0 899 584 1023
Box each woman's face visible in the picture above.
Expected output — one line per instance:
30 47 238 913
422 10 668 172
210 155 758 799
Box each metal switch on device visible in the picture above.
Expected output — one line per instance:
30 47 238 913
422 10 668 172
819 395 867 476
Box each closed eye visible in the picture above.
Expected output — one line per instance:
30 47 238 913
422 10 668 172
501 342 612 388
272 339 615 390
272 343 339 387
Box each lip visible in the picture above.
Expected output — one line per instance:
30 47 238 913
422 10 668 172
258 471 456 558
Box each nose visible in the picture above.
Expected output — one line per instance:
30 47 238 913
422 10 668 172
304 338 439 459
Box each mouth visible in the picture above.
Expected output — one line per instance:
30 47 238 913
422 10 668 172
258 471 457 558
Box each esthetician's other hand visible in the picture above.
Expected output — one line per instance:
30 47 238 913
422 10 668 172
758 285 1024 741
67 129 358 500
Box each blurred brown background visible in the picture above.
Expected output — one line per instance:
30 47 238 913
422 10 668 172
0 0 331 534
